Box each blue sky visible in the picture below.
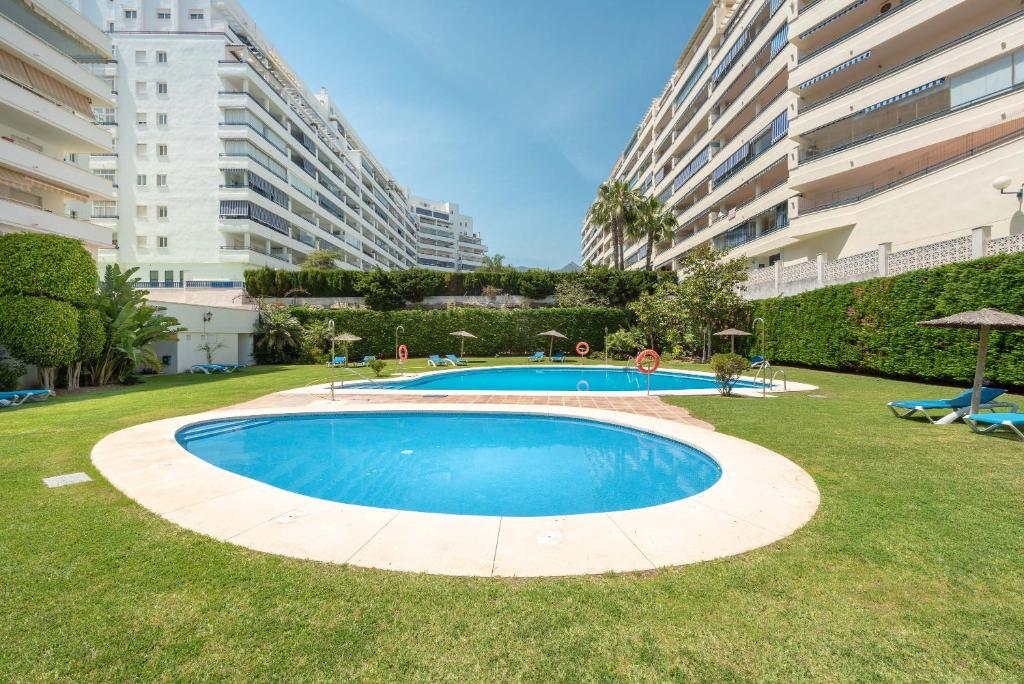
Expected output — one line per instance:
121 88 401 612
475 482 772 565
244 0 703 268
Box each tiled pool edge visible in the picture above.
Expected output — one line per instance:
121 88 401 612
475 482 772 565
91 401 820 577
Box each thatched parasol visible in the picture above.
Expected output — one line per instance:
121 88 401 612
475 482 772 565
917 308 1024 414
537 330 568 358
332 333 362 363
714 327 751 353
449 330 477 358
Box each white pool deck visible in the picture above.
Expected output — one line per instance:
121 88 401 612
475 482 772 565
92 397 820 577
310 364 818 398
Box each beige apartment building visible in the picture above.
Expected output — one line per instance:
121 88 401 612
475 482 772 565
0 0 114 253
582 0 1024 298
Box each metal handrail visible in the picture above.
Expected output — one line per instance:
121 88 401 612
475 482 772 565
770 368 787 391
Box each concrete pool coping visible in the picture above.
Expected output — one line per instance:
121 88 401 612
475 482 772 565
302 364 818 398
92 400 820 577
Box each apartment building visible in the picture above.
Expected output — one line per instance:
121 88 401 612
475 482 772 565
583 0 1024 296
0 0 114 253
74 0 427 286
409 195 488 272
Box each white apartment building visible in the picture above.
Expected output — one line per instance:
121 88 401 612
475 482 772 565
74 0 426 286
0 0 114 253
583 0 1024 297
409 195 488 272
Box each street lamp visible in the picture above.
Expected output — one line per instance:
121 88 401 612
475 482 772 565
992 176 1024 202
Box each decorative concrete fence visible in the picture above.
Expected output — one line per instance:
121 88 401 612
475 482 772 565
744 226 1024 300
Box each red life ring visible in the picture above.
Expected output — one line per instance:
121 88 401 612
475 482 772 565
397 344 408 362
576 341 590 356
635 349 660 374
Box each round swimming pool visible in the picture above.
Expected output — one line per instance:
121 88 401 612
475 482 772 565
346 365 761 393
175 412 722 516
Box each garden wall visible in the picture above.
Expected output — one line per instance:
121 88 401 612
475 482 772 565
753 253 1024 385
291 307 633 358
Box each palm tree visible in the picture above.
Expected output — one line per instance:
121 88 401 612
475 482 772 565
254 299 303 362
480 253 508 270
588 180 636 269
631 196 678 271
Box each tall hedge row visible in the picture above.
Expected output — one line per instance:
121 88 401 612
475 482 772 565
244 266 673 307
291 307 633 358
753 253 1024 385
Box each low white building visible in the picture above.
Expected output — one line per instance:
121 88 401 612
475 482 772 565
149 297 257 373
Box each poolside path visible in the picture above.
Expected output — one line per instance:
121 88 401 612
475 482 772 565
237 391 715 430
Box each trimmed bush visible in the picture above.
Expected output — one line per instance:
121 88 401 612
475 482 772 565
752 253 1024 385
243 266 673 306
710 353 747 396
0 295 79 369
0 344 25 391
291 307 632 358
0 234 97 307
76 308 106 363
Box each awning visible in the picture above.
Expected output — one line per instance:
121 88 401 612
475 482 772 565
0 164 89 202
799 51 871 89
769 25 789 60
798 0 868 40
672 145 711 193
770 109 789 144
712 29 750 84
712 143 751 184
861 78 947 114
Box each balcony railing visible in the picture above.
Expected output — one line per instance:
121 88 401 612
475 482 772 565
132 280 245 289
799 0 922 64
800 9 1024 114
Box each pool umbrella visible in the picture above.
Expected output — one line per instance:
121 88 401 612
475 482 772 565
537 329 567 358
449 330 477 358
917 308 1024 414
333 333 361 363
714 327 751 353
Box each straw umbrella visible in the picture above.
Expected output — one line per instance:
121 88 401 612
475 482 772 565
537 330 568 358
714 327 751 354
449 330 477 358
917 308 1024 414
333 333 361 364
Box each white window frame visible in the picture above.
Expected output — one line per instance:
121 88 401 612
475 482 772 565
157 206 168 219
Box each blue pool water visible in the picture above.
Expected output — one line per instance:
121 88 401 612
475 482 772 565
175 412 722 516
349 366 760 393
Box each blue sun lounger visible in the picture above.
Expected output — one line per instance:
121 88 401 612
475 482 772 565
527 351 545 362
428 354 451 367
189 364 232 374
551 351 567 362
964 412 1024 441
0 389 54 408
327 356 347 367
887 387 1016 424
351 355 375 367
445 354 468 366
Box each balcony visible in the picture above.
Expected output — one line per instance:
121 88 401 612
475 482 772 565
796 0 923 65
0 136 112 199
0 196 111 246
0 76 111 153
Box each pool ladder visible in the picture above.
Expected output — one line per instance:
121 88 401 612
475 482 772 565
752 365 787 396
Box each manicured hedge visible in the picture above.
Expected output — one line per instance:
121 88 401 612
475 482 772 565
0 233 98 307
291 307 633 358
753 253 1024 385
0 295 79 368
244 266 672 307
76 308 106 363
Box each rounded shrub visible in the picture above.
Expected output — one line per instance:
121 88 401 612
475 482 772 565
76 307 106 363
0 295 79 368
0 234 97 307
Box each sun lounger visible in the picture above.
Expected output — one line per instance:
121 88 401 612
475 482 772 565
964 412 1024 441
888 388 1016 424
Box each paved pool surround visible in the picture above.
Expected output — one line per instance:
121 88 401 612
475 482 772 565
92 394 819 577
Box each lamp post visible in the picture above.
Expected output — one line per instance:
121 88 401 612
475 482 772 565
395 325 405 365
327 319 336 400
992 176 1024 202
753 317 767 397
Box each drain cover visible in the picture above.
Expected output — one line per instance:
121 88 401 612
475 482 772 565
43 472 92 488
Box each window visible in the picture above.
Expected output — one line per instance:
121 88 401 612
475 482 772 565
164 270 174 283
136 112 147 126
157 144 168 156
136 143 147 156
136 205 148 219
134 50 146 64
158 236 168 248
93 169 115 183
157 113 168 125
149 270 158 282
156 51 168 64
189 9 204 19
156 174 167 187
157 9 171 19
135 81 146 96
157 206 168 218
124 9 138 19
136 174 147 186
157 82 168 95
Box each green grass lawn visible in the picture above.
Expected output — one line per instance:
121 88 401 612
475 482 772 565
1 360 1022 681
